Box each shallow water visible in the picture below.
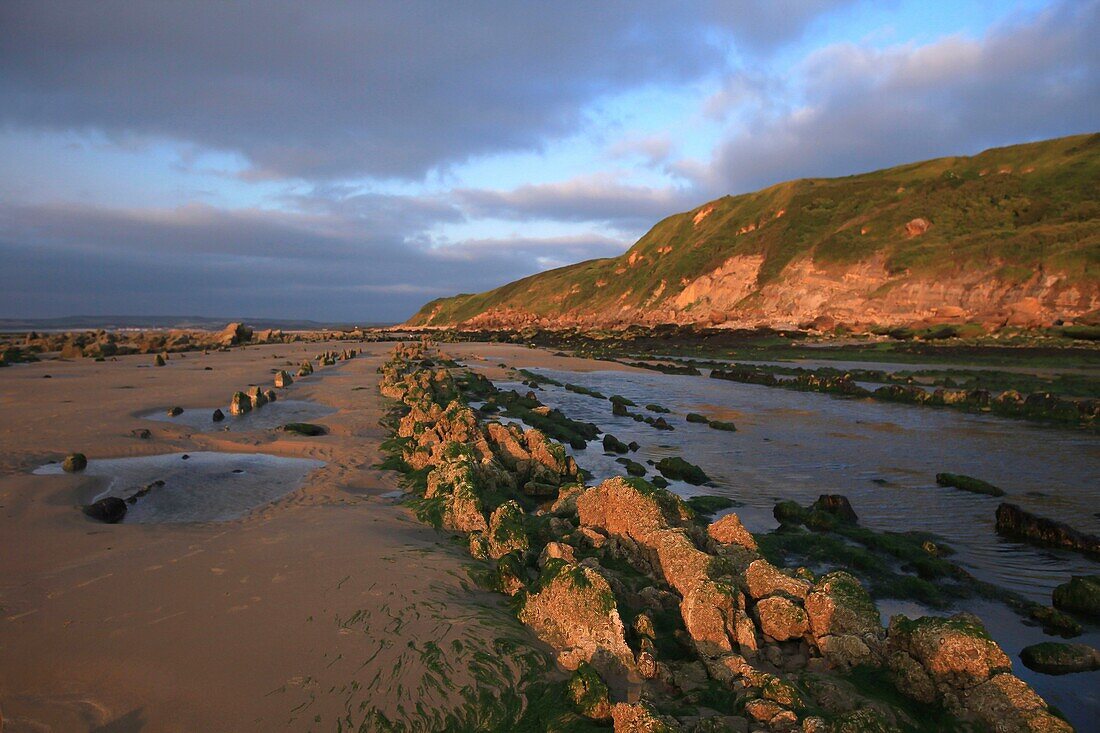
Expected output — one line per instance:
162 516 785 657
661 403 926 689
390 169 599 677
35 452 323 522
143 399 335 432
486 363 1100 725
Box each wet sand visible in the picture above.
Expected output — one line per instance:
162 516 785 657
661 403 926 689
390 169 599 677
0 343 538 731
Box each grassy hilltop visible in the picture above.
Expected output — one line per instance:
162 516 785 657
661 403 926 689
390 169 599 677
409 134 1099 330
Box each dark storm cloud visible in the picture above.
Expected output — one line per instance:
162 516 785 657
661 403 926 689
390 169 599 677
0 201 627 321
0 1 848 181
693 0 1100 195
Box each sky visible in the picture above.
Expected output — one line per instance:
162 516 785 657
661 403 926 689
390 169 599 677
1 0 1097 323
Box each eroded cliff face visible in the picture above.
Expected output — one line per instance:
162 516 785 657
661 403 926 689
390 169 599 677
442 254 1098 332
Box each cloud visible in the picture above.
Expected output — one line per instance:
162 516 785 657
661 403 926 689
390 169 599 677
0 1 846 181
455 175 696 230
0 199 623 321
692 0 1100 195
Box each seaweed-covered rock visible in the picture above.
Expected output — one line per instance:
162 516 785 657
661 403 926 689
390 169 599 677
1020 642 1100 675
655 457 709 485
518 560 634 677
686 413 708 424
1052 575 1100 617
62 452 88 473
955 673 1072 733
996 503 1100 556
707 513 757 551
936 472 1004 497
887 613 1010 694
805 571 882 668
83 496 126 523
883 612 1068 732
567 662 612 720
229 391 251 415
810 494 858 524
603 433 630 454
487 500 530 559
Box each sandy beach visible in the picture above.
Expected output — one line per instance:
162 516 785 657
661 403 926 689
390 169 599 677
0 343 544 731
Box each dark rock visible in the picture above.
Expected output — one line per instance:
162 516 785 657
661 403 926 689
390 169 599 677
936 473 1004 497
1052 575 1100 617
212 408 225 422
686 412 708 423
62 453 87 472
602 433 629 454
1020 642 1100 675
281 422 328 436
167 406 183 417
707 419 737 431
995 503 1100 556
811 494 859 524
129 428 152 440
655 456 709 485
83 497 127 523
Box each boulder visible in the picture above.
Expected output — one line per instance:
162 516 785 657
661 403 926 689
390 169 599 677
755 595 809 641
274 370 294 388
655 457 709 485
603 433 630 454
707 513 757 550
62 453 87 473
83 497 126 523
518 560 635 677
230 391 251 415
154 353 166 367
1019 642 1100 675
805 571 882 668
218 322 252 346
212 409 225 422
743 560 811 601
810 494 858 524
1052 575 1100 617
167 406 183 417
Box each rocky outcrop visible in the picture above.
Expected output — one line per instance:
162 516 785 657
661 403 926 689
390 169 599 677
996 503 1100 556
375 344 1074 732
886 613 1070 732
217 322 252 346
518 560 635 678
274 370 293 388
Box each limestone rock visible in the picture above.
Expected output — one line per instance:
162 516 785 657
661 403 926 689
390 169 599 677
743 560 811 601
707 513 757 550
756 595 809 641
518 560 634 678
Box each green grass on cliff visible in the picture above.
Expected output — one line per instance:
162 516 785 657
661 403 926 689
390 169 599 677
410 133 1100 326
